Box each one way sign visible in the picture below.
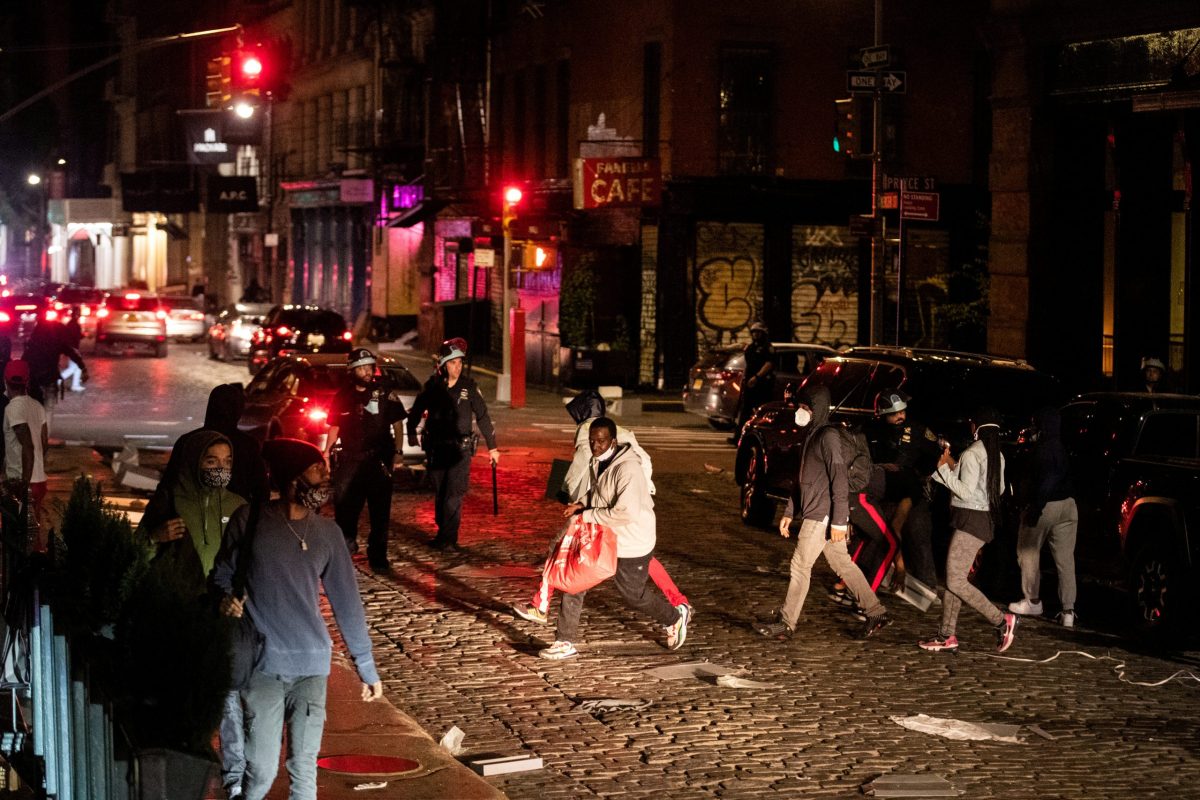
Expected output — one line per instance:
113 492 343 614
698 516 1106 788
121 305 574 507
845 70 907 95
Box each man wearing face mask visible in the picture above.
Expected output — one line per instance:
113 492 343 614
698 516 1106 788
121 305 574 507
326 348 408 572
407 339 499 551
212 438 382 800
754 385 891 640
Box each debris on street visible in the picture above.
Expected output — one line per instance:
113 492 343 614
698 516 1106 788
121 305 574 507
864 773 963 797
645 661 742 682
715 674 779 690
890 714 1023 743
574 698 652 717
468 754 544 776
439 726 465 755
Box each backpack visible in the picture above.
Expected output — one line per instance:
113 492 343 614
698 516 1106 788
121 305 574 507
832 425 873 493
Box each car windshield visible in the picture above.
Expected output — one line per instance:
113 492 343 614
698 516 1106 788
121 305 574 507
107 295 160 312
160 296 202 311
276 309 346 335
55 288 104 304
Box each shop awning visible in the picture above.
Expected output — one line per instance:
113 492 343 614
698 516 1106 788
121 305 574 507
385 199 448 228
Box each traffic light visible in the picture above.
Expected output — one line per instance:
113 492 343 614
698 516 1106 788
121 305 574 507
502 186 522 232
205 55 232 108
232 46 266 99
521 243 557 271
833 97 864 157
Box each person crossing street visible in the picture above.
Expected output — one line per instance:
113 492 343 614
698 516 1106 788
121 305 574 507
326 348 409 572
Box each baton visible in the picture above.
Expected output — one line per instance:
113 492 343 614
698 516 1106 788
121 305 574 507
491 461 499 515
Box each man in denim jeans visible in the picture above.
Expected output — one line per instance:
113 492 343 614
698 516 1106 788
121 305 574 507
213 438 383 800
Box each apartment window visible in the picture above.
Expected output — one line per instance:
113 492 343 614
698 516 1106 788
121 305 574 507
555 59 570 177
643 43 661 159
533 65 547 178
717 45 774 175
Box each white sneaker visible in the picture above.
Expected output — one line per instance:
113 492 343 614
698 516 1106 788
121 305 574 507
1057 610 1076 628
666 604 691 650
1008 598 1044 616
538 640 578 660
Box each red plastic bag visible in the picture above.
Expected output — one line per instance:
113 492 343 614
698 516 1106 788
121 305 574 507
544 517 618 595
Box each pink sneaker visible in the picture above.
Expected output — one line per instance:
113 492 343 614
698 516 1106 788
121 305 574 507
995 613 1018 653
918 633 959 653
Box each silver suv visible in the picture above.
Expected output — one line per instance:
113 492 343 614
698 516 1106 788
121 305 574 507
95 292 168 357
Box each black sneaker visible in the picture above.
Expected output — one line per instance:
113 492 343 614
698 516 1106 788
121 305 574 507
856 614 892 640
753 620 794 639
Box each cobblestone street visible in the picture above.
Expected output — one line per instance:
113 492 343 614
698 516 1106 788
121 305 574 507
346 398 1200 799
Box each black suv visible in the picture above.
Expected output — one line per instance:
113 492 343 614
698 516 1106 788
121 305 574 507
247 305 353 374
735 346 1064 526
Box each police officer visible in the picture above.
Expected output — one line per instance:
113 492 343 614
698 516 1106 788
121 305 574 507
325 348 408 572
730 321 775 442
866 390 942 590
407 339 499 551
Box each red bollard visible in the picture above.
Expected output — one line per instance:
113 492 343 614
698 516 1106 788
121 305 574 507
510 307 526 409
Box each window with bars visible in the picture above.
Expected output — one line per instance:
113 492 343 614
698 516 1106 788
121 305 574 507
717 45 775 175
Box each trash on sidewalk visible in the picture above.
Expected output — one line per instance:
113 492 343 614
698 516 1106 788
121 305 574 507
112 444 140 467
442 564 541 579
574 698 652 717
352 781 388 791
645 661 741 682
863 773 963 797
703 463 724 473
891 573 938 612
439 726 465 755
890 714 1024 744
468 754 544 776
115 462 160 492
715 674 779 690
688 488 710 494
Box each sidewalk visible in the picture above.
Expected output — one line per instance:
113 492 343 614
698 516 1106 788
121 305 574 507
40 444 505 800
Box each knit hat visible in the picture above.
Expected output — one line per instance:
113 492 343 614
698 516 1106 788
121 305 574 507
347 348 377 370
262 438 325 492
437 339 467 368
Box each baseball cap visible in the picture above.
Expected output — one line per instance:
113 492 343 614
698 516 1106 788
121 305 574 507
4 359 30 385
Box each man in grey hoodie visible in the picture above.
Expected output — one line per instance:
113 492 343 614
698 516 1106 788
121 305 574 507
538 417 691 660
754 385 890 640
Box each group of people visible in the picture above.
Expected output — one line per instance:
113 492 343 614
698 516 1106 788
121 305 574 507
137 337 499 800
748 384 1075 657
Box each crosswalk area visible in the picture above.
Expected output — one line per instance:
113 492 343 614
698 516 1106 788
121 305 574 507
528 422 733 452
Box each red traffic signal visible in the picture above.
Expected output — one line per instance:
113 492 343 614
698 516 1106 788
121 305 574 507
231 46 267 97
503 186 523 205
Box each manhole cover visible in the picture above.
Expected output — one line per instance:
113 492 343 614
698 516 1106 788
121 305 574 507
317 754 422 776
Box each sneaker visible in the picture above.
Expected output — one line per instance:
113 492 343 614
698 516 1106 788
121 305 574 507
849 606 868 622
666 604 691 650
857 614 893 640
828 586 856 607
1056 610 1076 628
918 633 959 653
753 620 794 639
1008 598 1044 616
995 613 1018 653
512 603 549 625
538 640 578 660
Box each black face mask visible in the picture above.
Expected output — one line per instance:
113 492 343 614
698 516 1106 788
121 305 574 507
294 476 333 509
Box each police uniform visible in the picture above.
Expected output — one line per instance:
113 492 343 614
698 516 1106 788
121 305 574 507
407 346 497 549
735 327 775 432
329 351 408 569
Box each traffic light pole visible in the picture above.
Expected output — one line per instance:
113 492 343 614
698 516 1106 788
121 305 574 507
498 220 513 403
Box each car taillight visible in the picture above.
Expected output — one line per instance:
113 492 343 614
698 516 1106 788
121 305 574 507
155 309 167 320
277 325 291 337
53 301 64 311
306 408 329 424
124 292 141 300
190 311 205 320
96 307 110 318
44 309 58 321
0 312 9 323
341 330 353 341
80 305 91 316
15 305 36 312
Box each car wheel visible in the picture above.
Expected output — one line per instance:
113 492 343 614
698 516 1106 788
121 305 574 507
739 443 775 528
708 417 735 431
154 341 168 358
1130 539 1183 643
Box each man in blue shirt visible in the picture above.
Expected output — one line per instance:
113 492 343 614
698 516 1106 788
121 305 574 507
213 438 382 800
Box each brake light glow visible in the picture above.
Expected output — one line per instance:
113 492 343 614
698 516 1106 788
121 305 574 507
80 305 91 317
124 292 141 300
53 301 64 311
0 312 9 323
15 304 36 311
306 408 329 423
342 330 353 341
155 309 167 320
96 307 110 318
277 326 291 337
44 309 58 321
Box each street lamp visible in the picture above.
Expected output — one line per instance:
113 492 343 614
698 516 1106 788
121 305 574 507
26 173 47 279
498 186 523 403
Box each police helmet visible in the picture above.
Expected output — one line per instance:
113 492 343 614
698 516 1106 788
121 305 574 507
874 389 910 416
438 339 468 368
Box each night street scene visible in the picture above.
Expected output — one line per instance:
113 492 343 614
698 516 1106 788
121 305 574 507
1 0 1200 798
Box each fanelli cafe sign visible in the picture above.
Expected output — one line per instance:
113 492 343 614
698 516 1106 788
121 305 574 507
573 157 662 209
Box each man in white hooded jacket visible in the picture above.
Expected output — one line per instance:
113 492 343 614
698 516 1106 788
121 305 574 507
539 417 691 660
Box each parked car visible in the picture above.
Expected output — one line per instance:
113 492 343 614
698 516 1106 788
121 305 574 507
735 347 1064 526
207 302 273 361
95 292 168 357
0 294 49 343
1057 392 1200 639
160 295 207 342
47 285 106 345
238 352 425 462
683 342 838 429
247 305 353 374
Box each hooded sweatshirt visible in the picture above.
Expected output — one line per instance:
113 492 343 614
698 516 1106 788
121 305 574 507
782 385 849 527
162 383 269 504
1021 406 1072 514
580 442 656 558
563 421 655 503
139 429 247 585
